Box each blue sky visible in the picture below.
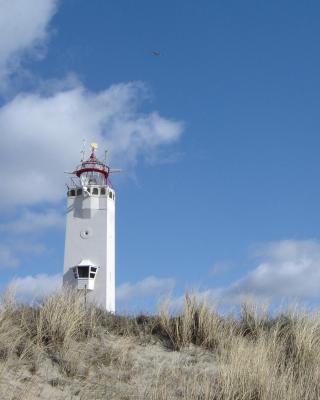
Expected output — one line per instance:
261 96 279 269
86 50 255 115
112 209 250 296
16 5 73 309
1 0 320 312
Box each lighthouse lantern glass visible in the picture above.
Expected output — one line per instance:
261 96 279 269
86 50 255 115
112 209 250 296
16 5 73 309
80 171 106 186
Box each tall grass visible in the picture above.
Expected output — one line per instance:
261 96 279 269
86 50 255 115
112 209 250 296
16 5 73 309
0 289 320 399
34 287 98 347
158 294 235 351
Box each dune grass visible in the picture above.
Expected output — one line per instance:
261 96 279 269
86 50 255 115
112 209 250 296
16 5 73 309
0 289 319 399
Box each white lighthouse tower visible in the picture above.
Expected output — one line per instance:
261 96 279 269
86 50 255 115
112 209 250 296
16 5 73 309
63 143 119 312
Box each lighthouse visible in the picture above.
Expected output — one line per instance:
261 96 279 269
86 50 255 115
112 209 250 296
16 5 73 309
63 143 120 312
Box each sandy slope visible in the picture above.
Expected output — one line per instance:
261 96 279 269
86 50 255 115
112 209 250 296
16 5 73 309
0 335 217 400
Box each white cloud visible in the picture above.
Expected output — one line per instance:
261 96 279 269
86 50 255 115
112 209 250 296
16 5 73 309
7 240 320 310
13 241 47 255
6 274 174 307
117 276 175 302
0 209 64 234
0 245 19 268
0 0 184 289
0 82 183 208
0 241 49 269
204 240 320 308
8 273 61 303
0 0 57 86
210 260 235 276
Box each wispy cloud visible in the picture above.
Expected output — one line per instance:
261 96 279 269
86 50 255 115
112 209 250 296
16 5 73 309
223 240 320 304
210 260 235 276
0 240 49 269
8 273 61 303
0 0 58 87
0 209 64 234
186 240 320 310
0 82 183 208
117 276 176 303
8 239 320 311
0 0 184 289
6 273 175 309
0 245 20 268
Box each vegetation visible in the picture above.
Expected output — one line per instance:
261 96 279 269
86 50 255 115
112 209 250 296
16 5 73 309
0 289 320 399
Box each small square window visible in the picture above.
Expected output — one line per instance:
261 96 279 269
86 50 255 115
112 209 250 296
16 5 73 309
101 188 106 195
77 266 89 278
109 191 113 199
77 188 82 196
92 188 99 195
70 189 75 197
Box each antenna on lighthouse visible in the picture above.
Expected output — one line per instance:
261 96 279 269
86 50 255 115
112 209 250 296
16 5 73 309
81 139 86 162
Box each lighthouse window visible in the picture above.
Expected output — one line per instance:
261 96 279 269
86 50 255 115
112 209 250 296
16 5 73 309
92 188 99 195
91 267 97 272
77 188 82 196
70 189 75 197
87 187 91 194
90 273 95 278
77 266 89 278
109 191 113 199
89 178 97 184
101 188 106 195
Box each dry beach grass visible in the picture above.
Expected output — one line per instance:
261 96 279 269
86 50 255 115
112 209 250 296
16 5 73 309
0 289 319 399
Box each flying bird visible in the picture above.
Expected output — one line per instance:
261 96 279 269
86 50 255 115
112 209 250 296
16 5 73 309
151 51 161 56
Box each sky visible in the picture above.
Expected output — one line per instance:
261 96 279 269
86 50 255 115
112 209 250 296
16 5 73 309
1 0 320 313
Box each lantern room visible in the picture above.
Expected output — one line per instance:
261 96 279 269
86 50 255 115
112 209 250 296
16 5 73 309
74 143 109 187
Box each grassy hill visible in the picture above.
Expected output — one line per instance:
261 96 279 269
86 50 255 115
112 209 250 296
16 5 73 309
0 289 319 399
